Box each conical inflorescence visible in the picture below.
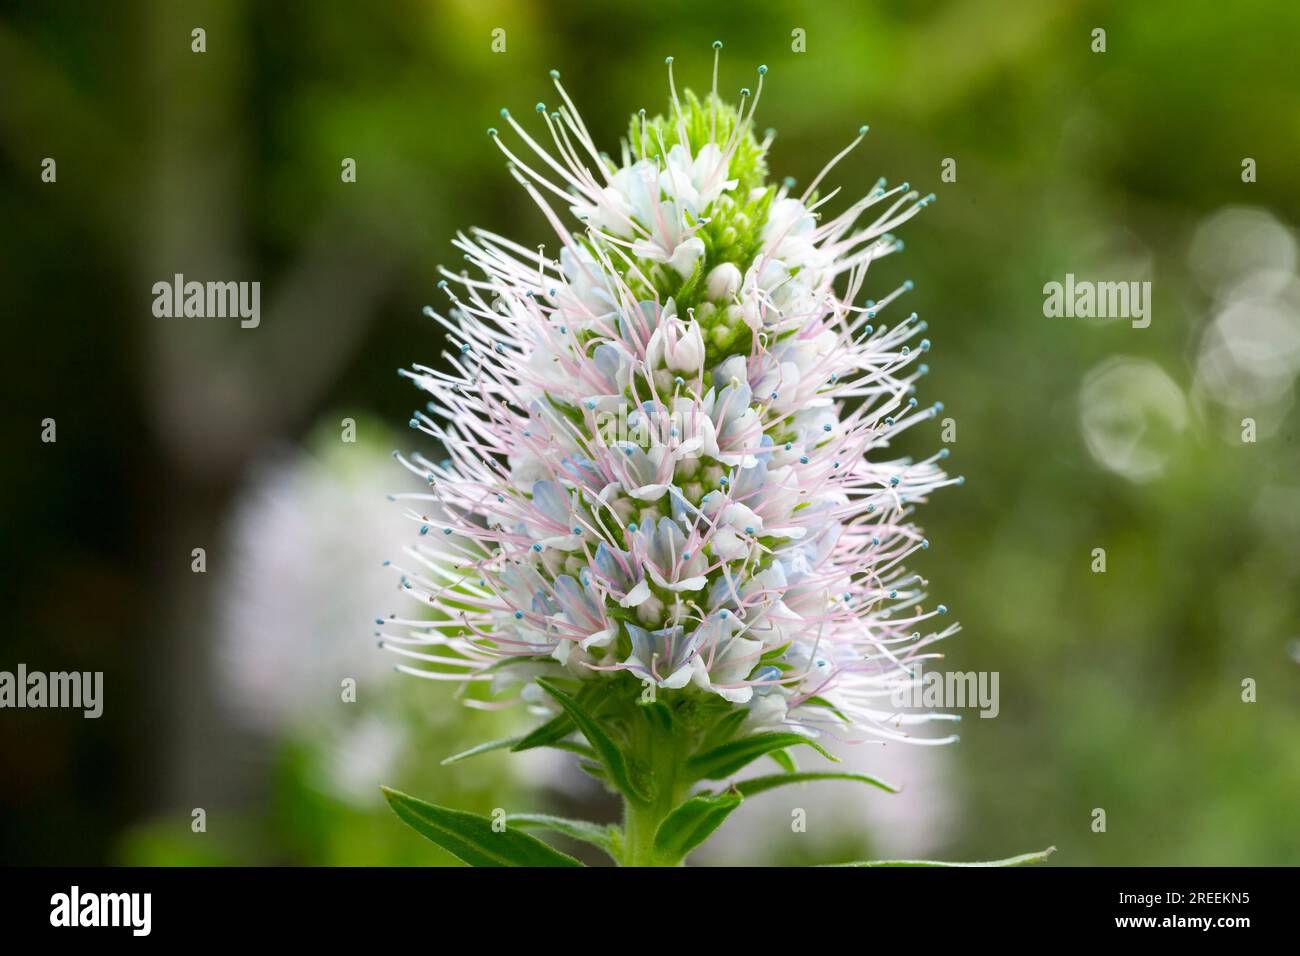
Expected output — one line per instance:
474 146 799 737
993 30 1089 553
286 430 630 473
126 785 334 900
383 52 961 750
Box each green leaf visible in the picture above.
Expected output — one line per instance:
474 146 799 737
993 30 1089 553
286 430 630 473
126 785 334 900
652 791 744 863
511 683 608 753
767 748 797 773
686 732 838 780
733 771 898 798
440 735 522 765
803 694 852 724
547 739 597 760
381 787 583 867
673 255 707 308
507 814 619 859
699 709 747 751
511 711 575 752
457 732 592 765
535 678 650 801
642 699 674 734
829 847 1057 867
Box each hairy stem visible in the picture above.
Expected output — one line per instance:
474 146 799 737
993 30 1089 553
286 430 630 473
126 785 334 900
620 710 691 866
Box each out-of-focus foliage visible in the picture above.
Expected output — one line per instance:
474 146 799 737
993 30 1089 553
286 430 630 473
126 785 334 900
1 0 1297 865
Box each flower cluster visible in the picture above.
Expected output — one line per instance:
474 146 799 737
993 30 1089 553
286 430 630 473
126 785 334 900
382 52 961 750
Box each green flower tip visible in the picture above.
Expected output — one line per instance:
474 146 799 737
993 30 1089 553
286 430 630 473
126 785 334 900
630 88 769 193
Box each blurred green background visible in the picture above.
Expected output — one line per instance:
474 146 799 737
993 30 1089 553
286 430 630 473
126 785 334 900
1 0 1297 866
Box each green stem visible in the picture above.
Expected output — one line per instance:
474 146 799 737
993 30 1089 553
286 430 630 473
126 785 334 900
622 798 667 867
620 710 690 866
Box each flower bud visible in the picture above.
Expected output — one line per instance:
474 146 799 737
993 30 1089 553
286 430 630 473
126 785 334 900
706 262 742 300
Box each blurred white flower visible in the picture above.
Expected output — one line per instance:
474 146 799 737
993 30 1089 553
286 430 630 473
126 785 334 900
1190 277 1300 418
1079 357 1187 482
1188 209 1300 437
323 714 405 806
1188 206 1296 297
217 430 409 804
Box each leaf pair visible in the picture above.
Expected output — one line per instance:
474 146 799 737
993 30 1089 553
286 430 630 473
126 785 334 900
383 784 1055 869
404 684 1054 867
438 689 595 767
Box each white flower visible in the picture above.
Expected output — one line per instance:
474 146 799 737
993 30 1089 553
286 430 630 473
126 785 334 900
706 262 743 300
387 56 959 750
646 311 705 372
663 142 737 212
